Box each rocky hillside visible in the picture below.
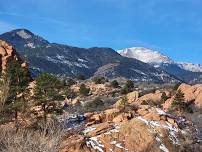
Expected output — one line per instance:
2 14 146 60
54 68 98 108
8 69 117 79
0 29 179 83
118 47 202 84
57 81 202 152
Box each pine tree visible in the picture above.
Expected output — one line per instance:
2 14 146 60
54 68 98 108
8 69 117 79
172 89 185 110
34 73 65 122
2 60 30 127
161 92 169 103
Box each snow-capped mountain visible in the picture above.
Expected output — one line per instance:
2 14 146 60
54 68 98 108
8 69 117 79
177 62 202 73
0 29 179 83
118 47 173 64
118 47 202 84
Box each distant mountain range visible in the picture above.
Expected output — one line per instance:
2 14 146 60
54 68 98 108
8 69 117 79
0 29 179 83
118 47 202 84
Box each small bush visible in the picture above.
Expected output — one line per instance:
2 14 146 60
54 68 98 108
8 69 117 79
65 89 77 99
120 80 134 94
84 97 105 112
79 84 90 96
93 77 106 84
110 80 119 88
125 80 134 89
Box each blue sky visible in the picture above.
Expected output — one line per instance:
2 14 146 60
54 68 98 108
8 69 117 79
0 0 202 64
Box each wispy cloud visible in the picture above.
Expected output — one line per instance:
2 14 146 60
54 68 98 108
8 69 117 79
0 20 16 34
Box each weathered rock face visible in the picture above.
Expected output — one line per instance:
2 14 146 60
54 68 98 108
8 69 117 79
178 83 202 108
162 83 202 111
60 107 200 152
139 90 165 104
0 39 28 73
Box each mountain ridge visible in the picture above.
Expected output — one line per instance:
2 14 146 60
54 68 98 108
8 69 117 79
0 29 179 83
118 47 202 84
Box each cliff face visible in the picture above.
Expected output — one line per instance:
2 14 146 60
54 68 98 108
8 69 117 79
0 39 29 73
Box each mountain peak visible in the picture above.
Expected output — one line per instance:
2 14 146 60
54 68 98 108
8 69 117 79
118 47 173 64
15 29 33 39
0 28 49 49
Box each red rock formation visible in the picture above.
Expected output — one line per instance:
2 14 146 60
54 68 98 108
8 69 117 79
0 39 28 73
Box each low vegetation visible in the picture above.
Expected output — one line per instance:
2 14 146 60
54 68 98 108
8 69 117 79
79 83 90 96
171 90 193 113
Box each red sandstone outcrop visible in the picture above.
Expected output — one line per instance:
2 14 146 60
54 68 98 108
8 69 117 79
60 106 198 152
163 83 202 110
0 39 28 72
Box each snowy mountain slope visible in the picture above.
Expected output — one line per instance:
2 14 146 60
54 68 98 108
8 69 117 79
118 47 173 64
118 47 202 84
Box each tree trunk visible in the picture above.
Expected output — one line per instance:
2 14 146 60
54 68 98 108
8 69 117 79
14 110 19 132
42 104 47 123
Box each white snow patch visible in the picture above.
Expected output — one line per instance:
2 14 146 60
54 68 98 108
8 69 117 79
25 42 35 48
83 127 96 135
131 69 147 76
86 136 104 152
159 144 170 152
78 58 88 62
16 30 32 39
155 108 167 115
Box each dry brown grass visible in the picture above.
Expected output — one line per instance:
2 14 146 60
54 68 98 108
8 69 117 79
0 121 65 152
0 78 10 113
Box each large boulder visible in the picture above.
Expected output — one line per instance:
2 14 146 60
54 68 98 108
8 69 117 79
178 83 202 108
139 90 167 105
60 110 197 152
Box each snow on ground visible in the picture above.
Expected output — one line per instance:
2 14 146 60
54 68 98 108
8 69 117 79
86 136 104 152
83 127 96 135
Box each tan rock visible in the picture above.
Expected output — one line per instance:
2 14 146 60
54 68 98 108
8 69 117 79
178 83 196 102
144 112 161 121
139 91 164 104
137 108 149 116
0 46 7 56
126 91 139 103
167 117 175 125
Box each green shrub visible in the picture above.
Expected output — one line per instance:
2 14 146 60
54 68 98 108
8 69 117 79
125 80 134 89
111 80 119 88
93 77 106 84
65 89 77 99
84 97 105 112
161 92 169 103
79 84 90 96
171 89 193 113
120 80 134 94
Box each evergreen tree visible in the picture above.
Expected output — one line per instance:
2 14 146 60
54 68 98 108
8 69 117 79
171 89 193 113
111 80 119 88
1 60 30 128
121 80 134 94
34 73 65 122
161 92 169 103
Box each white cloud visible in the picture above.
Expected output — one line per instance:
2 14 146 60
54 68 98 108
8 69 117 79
0 20 16 34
